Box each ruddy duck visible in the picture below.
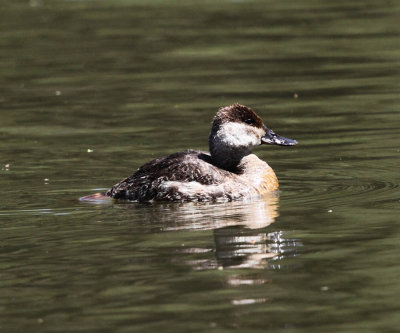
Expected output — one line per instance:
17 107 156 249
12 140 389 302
82 104 297 202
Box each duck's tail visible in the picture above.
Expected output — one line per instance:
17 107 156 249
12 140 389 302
79 192 111 202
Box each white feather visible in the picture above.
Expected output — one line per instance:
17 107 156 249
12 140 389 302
214 122 264 149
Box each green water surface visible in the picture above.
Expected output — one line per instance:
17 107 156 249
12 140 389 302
0 0 399 332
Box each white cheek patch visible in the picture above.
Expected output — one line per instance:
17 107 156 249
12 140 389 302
216 123 263 148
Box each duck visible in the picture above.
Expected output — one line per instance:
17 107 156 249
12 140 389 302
81 104 297 202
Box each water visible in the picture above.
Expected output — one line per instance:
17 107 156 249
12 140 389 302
1 0 399 331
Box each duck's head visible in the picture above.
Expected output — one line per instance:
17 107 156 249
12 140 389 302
209 104 297 170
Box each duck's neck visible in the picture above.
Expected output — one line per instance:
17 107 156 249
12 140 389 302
209 138 251 172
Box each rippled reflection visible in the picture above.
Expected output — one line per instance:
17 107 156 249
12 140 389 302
81 193 303 269
211 229 302 270
155 194 280 231
121 194 302 270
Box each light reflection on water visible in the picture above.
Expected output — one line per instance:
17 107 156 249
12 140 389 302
141 195 302 270
146 194 279 231
79 194 303 270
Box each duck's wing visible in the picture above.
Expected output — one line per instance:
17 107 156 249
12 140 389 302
106 150 231 201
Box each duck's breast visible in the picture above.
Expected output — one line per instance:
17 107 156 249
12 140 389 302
237 154 279 194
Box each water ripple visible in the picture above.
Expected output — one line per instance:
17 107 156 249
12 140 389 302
285 177 398 208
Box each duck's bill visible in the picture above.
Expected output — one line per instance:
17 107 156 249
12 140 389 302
261 127 298 146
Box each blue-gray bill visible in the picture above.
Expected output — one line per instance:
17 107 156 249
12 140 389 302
261 127 298 146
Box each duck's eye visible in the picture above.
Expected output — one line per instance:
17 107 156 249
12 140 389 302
244 118 254 125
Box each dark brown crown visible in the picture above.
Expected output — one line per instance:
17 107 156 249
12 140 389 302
211 104 264 133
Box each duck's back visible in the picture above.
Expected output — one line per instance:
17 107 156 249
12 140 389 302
106 149 238 202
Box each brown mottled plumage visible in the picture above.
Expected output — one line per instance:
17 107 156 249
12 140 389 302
107 150 232 201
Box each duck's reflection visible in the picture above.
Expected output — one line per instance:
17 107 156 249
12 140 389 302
213 228 276 269
160 193 279 231
83 193 302 269
133 194 302 270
